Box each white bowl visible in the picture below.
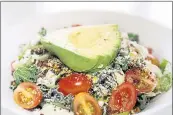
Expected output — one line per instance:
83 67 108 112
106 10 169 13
1 10 172 115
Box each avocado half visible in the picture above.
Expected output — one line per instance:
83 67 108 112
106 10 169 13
41 24 122 72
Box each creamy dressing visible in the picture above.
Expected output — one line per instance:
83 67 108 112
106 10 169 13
33 104 74 115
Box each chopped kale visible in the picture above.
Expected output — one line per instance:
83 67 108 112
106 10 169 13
128 33 139 43
13 64 38 86
39 27 47 37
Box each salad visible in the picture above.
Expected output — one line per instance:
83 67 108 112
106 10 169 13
10 24 172 115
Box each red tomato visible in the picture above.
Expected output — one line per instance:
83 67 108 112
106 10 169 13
72 24 81 27
58 73 92 95
11 60 15 73
108 82 137 114
125 68 157 93
14 82 42 109
74 92 102 115
146 54 160 67
147 47 153 54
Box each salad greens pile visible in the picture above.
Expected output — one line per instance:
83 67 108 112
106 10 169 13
10 26 172 115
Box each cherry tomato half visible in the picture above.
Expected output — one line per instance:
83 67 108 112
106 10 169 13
14 82 42 109
74 92 102 115
58 73 92 95
108 82 137 114
125 68 157 93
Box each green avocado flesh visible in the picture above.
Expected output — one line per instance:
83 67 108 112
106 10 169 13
41 24 122 72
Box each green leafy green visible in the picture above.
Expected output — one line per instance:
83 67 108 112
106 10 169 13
156 59 172 92
39 27 47 37
13 64 38 85
160 59 169 72
158 73 172 92
128 33 139 43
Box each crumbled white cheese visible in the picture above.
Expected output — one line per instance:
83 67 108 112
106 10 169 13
130 41 149 58
98 100 104 107
114 72 125 85
37 70 59 88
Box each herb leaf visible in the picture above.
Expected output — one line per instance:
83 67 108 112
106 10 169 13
128 33 139 43
13 65 38 85
39 27 47 37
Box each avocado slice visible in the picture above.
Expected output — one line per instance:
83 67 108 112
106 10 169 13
41 24 121 72
90 25 122 72
41 41 98 71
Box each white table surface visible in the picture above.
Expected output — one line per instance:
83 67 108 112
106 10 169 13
1 2 172 115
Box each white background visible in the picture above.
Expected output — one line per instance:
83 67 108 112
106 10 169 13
2 2 172 29
1 2 172 115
